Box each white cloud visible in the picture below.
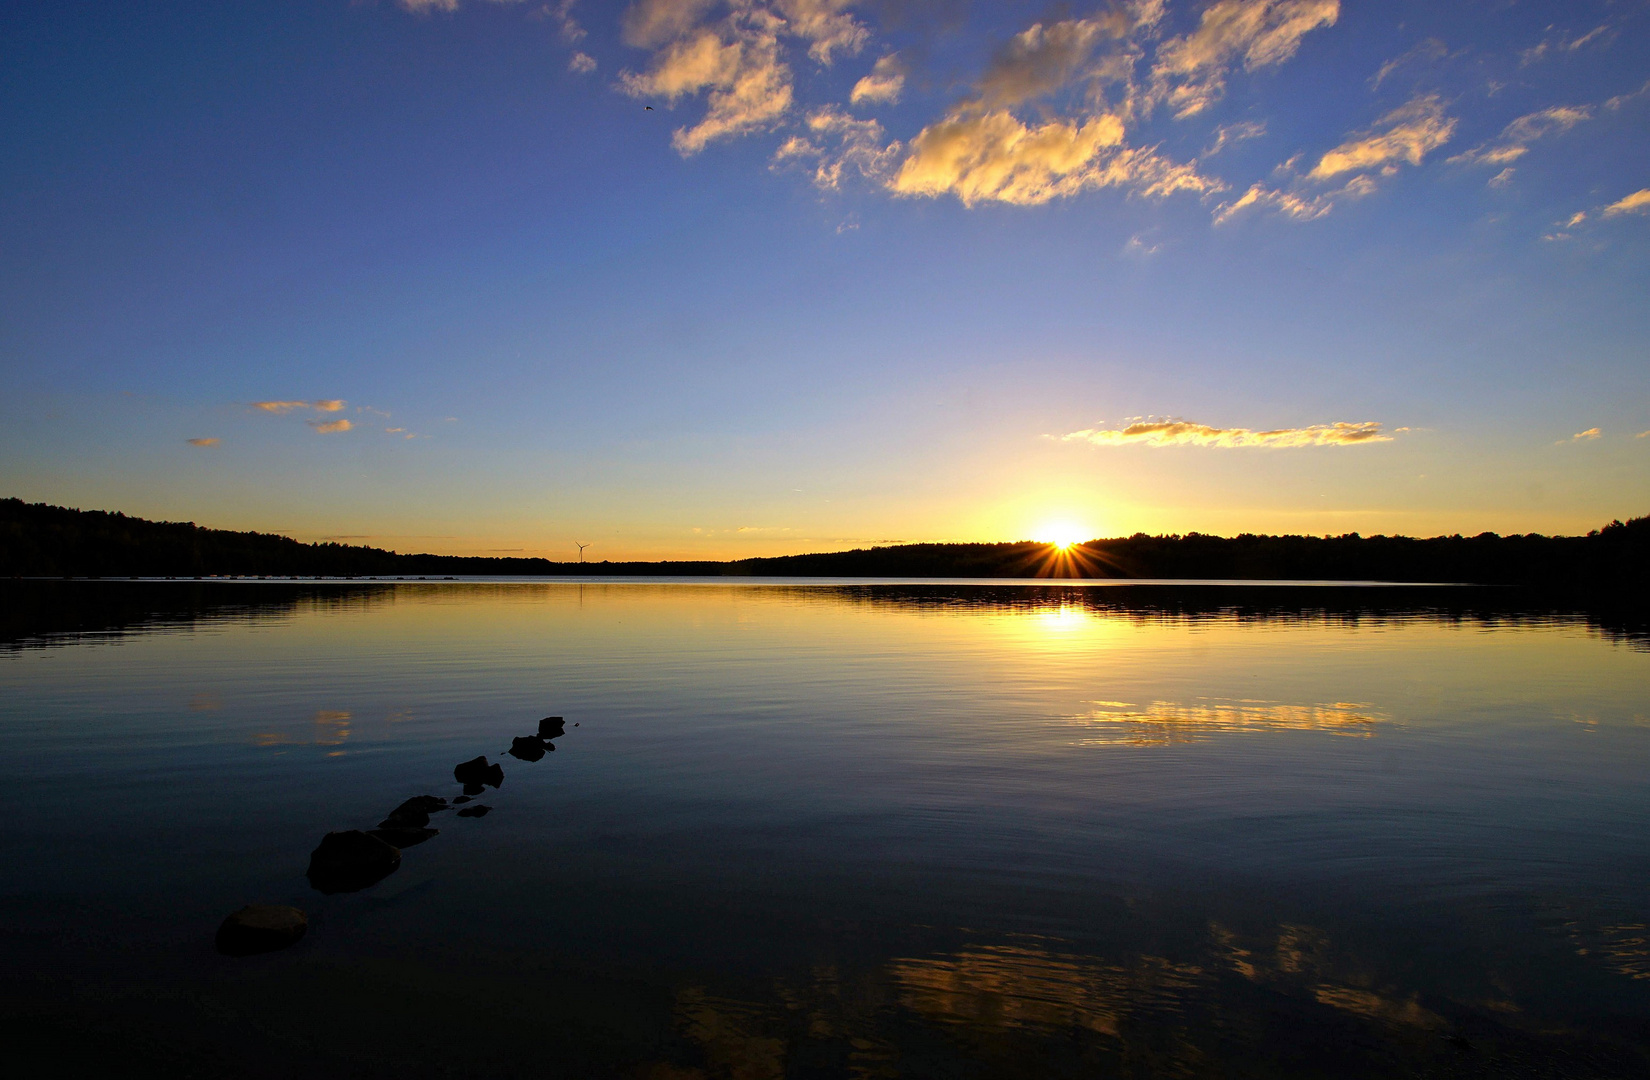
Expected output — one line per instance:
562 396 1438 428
888 109 1220 207
1062 418 1394 448
850 53 904 105
1151 0 1340 118
1448 105 1591 168
569 51 597 74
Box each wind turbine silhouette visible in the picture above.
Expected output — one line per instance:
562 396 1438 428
574 541 590 564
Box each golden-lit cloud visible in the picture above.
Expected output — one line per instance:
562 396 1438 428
849 53 903 105
889 109 1219 207
620 21 794 154
772 106 898 190
1567 427 1602 442
1603 188 1650 217
1062 418 1393 448
1308 94 1454 180
186 437 219 447
1151 0 1340 118
1219 95 1451 223
1214 174 1374 223
252 399 346 414
309 418 354 434
1448 105 1592 169
773 0 867 64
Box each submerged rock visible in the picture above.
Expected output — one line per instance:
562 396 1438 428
453 756 504 789
392 795 449 816
538 716 565 738
378 794 447 829
452 795 473 804
456 804 492 818
507 736 545 762
368 826 438 848
306 830 401 894
216 904 307 956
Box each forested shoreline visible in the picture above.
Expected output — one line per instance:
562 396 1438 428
3 497 1646 590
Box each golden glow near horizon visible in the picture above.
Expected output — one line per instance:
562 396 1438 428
1036 521 1090 550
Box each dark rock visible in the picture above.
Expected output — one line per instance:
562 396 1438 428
452 795 473 804
461 782 485 797
393 795 449 815
508 736 545 762
456 804 492 818
381 797 450 828
306 830 401 894
538 716 565 738
216 905 307 956
368 827 438 848
453 756 504 788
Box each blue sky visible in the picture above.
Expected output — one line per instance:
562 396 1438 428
2 0 1647 558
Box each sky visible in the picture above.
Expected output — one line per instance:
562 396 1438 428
1 0 1647 559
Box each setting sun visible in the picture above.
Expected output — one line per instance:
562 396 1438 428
1038 522 1090 550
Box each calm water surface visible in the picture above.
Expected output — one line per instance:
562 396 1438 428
2 580 1647 1077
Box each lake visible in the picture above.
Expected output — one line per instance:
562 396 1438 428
2 579 1647 1077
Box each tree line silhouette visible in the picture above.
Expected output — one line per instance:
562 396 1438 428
3 497 1646 592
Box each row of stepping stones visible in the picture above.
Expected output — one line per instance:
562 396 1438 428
216 715 572 956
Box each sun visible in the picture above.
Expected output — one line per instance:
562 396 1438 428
1037 522 1088 550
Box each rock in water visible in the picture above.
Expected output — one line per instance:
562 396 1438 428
392 795 449 816
216 905 307 956
452 795 473 804
368 826 438 848
456 804 491 818
306 830 402 894
453 756 504 788
539 716 565 738
507 736 545 762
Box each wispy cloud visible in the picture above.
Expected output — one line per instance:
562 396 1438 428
1204 120 1266 156
1218 94 1453 223
1062 418 1395 448
252 399 346 414
618 0 871 154
1150 0 1340 119
1562 427 1602 443
1602 188 1650 217
1308 94 1455 180
850 53 903 105
1448 105 1591 169
569 51 597 74
309 418 353 434
1370 38 1447 90
186 437 220 448
1521 24 1614 66
771 106 899 190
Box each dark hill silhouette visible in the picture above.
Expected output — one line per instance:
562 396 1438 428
2 497 1647 592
